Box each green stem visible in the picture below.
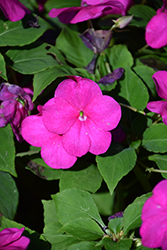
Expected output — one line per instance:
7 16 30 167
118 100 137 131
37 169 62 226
146 168 167 174
119 103 145 115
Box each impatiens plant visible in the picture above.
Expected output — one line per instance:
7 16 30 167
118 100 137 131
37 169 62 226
0 228 30 250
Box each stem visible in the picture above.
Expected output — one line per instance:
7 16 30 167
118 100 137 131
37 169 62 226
146 168 167 174
138 44 149 52
119 103 145 115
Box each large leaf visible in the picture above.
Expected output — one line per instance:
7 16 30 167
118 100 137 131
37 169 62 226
45 0 81 10
43 235 80 250
59 164 102 193
92 192 114 216
96 148 137 195
56 27 94 67
59 217 104 240
149 154 167 179
53 188 105 227
67 241 102 250
0 15 51 47
0 171 18 219
118 66 149 110
6 43 59 74
123 193 151 234
0 53 7 80
0 125 16 176
142 123 167 153
98 237 132 250
33 65 77 101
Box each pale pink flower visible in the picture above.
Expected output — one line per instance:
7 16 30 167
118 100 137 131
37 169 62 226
147 71 167 125
0 0 30 22
140 180 167 249
21 76 121 169
49 0 134 24
0 227 30 250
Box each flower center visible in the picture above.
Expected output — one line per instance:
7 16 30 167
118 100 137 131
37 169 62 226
79 110 87 121
16 97 25 107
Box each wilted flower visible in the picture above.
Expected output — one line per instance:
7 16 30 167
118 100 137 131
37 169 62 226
21 76 121 169
140 180 167 249
98 68 124 85
0 83 33 142
49 0 134 24
145 0 167 48
147 71 167 125
0 227 30 250
0 0 30 22
108 211 124 220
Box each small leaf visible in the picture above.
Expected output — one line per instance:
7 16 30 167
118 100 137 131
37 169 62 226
149 154 167 179
0 53 7 80
67 241 102 250
98 237 132 250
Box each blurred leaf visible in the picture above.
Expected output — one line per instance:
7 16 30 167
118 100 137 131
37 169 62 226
149 154 167 179
128 5 156 28
105 44 133 70
45 0 80 10
142 123 167 153
6 43 59 74
0 53 7 80
0 15 51 47
0 125 16 176
33 65 77 101
56 27 94 67
96 148 137 195
118 66 149 110
67 241 102 250
123 193 151 234
59 164 102 193
92 192 114 216
0 171 18 219
53 188 105 227
59 217 104 240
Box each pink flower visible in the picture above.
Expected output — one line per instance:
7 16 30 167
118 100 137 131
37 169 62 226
147 71 167 125
0 227 30 250
140 180 167 249
0 83 34 142
21 76 121 169
49 0 133 24
0 0 30 22
145 0 167 48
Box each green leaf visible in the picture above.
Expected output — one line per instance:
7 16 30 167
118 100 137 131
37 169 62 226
98 237 132 250
92 192 114 216
149 154 167 179
0 53 7 80
44 235 80 250
67 241 102 250
105 44 133 70
53 188 105 227
0 125 16 176
0 15 51 47
108 217 123 236
33 65 77 102
59 164 102 193
59 217 104 240
0 171 18 219
6 43 59 74
118 66 149 110
45 0 80 10
142 123 167 153
96 148 137 195
128 5 156 28
56 27 94 67
123 193 151 234
133 65 156 97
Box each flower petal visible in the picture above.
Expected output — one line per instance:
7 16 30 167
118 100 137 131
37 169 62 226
62 119 90 157
85 95 121 131
54 78 102 110
85 119 111 155
41 134 77 169
0 228 24 247
152 71 167 100
42 97 78 134
21 115 55 147
145 12 167 49
5 236 30 250
147 101 167 125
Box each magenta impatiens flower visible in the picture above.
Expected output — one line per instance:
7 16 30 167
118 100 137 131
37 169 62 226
147 71 167 125
145 0 167 48
49 0 133 24
0 0 31 22
21 76 121 169
140 180 167 249
0 83 34 142
0 227 30 250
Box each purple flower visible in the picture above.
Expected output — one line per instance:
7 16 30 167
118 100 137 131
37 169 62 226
145 0 167 49
108 211 124 220
147 71 167 125
0 227 30 250
0 0 30 22
140 180 167 249
0 83 34 142
21 76 121 169
49 0 134 24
